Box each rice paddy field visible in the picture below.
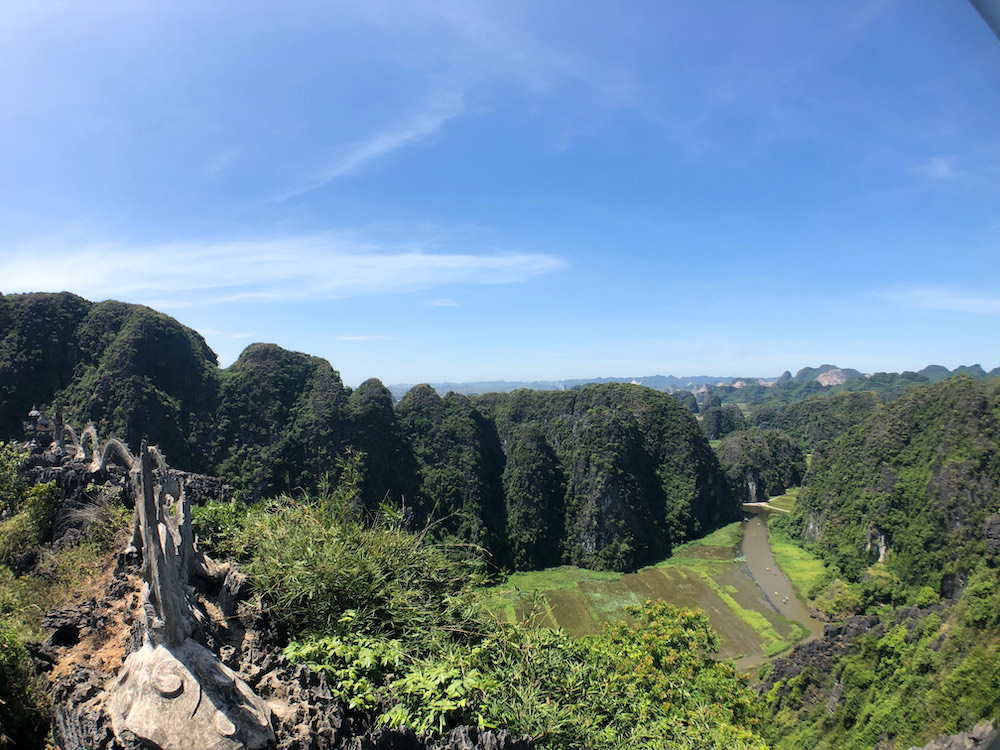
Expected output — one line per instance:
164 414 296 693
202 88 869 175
481 496 827 669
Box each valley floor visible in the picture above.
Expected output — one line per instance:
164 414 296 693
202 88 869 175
483 505 827 667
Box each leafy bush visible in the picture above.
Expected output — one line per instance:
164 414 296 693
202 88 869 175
914 586 940 608
0 481 58 566
0 616 48 747
812 579 862 620
290 601 767 749
0 442 26 515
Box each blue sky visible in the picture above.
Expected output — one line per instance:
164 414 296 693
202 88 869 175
1 1 998 387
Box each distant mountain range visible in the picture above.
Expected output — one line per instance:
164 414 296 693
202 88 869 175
388 363 999 401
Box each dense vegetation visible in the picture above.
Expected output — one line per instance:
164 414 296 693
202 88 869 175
0 293 220 472
193 486 767 749
700 402 747 441
757 375 1000 748
785 376 1000 591
750 391 883 450
763 564 1000 749
477 385 733 570
716 429 805 504
0 293 734 572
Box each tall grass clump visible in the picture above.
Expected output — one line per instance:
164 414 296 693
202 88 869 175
224 497 488 649
194 454 490 653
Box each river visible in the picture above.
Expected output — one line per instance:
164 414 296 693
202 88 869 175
733 511 825 669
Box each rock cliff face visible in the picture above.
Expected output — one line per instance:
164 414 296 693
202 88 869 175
909 722 999 750
473 383 734 571
815 368 864 387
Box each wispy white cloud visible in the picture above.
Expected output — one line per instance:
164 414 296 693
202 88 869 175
885 286 1000 315
275 91 465 201
912 156 961 180
204 149 239 178
422 2 638 106
430 298 459 307
1 233 566 308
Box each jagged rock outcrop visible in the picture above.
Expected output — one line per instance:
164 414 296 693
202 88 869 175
759 614 881 699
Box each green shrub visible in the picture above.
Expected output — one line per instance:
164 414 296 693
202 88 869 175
291 600 768 749
914 586 940 608
205 494 489 651
284 626 408 713
0 442 26 515
813 579 862 620
0 481 58 566
0 615 48 747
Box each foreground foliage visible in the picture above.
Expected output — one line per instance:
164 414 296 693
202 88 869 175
763 564 1000 749
195 488 768 749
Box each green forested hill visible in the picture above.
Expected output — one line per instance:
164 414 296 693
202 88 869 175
0 293 92 437
215 342 350 497
762 376 1000 749
478 384 733 570
396 385 511 566
716 428 805 504
751 391 883 450
0 293 220 472
0 292 733 572
786 375 1000 590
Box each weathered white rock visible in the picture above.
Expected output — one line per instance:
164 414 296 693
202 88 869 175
110 639 274 750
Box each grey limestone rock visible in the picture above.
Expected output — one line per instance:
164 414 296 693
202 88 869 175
984 514 1000 559
909 721 1000 750
109 640 273 750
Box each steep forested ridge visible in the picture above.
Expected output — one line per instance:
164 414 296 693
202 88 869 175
0 292 732 572
396 386 510 566
716 428 805 504
0 294 220 472
751 390 883 450
759 376 1000 749
0 293 91 437
787 376 1000 589
478 385 733 570
215 342 350 497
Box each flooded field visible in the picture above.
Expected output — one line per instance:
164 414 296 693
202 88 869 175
483 513 826 667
